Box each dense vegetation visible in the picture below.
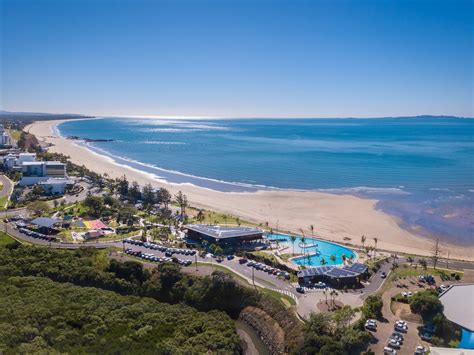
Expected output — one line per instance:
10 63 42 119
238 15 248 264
0 245 306 353
0 276 240 354
409 289 444 319
300 306 372 355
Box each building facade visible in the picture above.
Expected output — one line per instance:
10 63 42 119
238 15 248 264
20 161 66 186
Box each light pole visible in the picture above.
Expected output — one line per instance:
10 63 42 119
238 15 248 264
195 252 198 271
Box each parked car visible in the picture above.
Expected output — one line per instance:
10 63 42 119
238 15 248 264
391 332 404 342
384 346 397 354
296 286 305 294
415 345 427 354
226 255 234 260
381 272 387 278
239 258 248 264
365 320 377 331
394 324 408 332
420 332 433 341
387 339 401 349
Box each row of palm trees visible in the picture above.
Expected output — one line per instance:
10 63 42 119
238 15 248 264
361 234 378 260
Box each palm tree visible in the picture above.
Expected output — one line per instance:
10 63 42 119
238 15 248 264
300 234 307 264
320 257 327 266
361 235 366 250
236 217 241 227
289 235 297 256
341 254 347 264
310 224 314 236
299 228 307 256
373 237 378 260
330 254 337 264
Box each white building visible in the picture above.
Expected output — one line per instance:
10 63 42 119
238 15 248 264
2 152 36 171
19 161 66 186
39 178 73 195
0 125 11 147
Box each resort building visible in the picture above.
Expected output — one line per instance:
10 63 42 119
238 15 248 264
297 263 369 288
19 161 66 186
439 284 474 350
185 224 263 246
2 152 36 171
38 178 73 195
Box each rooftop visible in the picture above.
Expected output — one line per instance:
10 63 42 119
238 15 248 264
186 224 263 239
439 284 474 331
30 217 61 229
22 161 64 166
39 178 73 185
297 263 368 279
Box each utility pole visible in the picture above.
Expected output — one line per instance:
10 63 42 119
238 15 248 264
195 252 198 271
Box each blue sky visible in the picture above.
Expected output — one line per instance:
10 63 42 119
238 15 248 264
1 0 472 117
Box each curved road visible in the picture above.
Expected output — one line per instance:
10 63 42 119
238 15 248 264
0 175 14 208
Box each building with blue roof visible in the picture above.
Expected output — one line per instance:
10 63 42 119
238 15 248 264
297 263 368 288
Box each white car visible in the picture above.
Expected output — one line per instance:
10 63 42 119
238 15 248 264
365 320 377 330
384 346 397 354
388 339 401 349
415 345 427 354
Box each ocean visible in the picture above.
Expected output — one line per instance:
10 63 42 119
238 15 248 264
57 117 474 246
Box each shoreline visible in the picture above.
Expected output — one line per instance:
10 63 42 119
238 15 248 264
25 119 474 262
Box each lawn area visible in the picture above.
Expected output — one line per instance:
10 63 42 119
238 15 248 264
0 195 8 210
9 130 22 141
0 231 19 246
186 206 258 227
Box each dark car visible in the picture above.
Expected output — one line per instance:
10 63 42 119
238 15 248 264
226 255 235 260
381 272 387 278
296 286 305 294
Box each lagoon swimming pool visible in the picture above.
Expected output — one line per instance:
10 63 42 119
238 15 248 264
266 233 357 267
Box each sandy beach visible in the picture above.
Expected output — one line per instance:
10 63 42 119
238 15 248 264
26 119 474 261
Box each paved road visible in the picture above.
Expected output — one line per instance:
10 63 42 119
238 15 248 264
3 222 300 297
0 175 14 205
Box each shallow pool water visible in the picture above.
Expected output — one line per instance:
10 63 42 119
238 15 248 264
266 233 357 267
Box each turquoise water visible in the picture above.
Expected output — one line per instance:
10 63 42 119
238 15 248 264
266 233 356 267
57 116 474 246
460 328 474 349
